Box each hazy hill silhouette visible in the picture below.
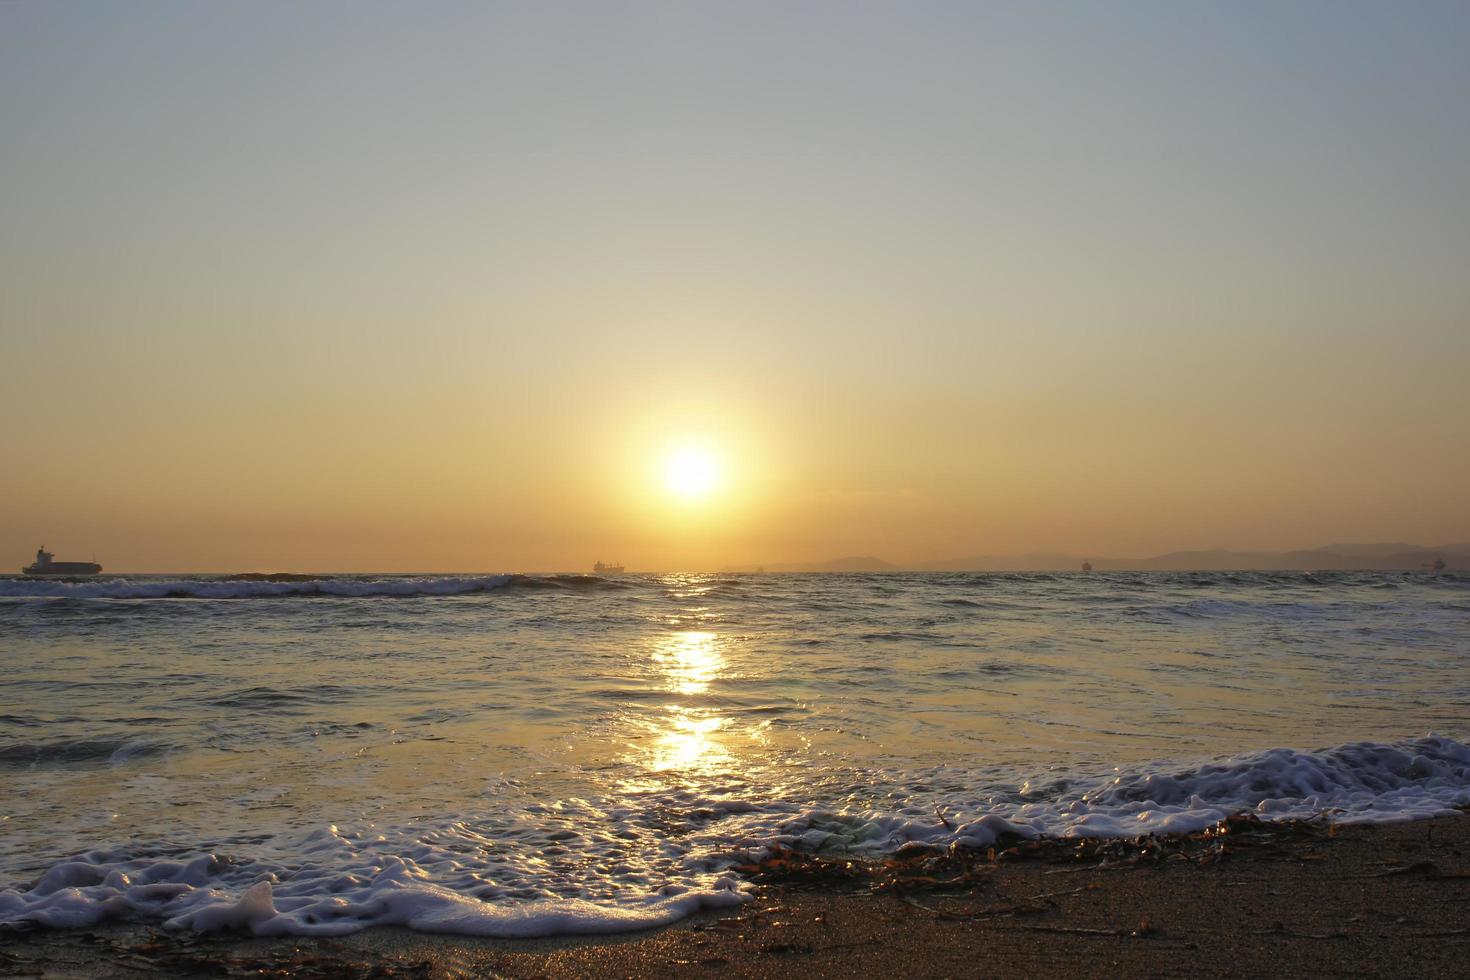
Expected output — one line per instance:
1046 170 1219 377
719 556 896 573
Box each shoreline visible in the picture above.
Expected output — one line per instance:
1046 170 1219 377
5 812 1469 977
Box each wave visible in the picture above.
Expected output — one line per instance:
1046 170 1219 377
3 735 1467 937
0 574 633 601
1126 598 1327 621
0 737 173 768
203 684 359 710
3 570 1461 603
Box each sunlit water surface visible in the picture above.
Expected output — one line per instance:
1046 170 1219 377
2 571 1467 935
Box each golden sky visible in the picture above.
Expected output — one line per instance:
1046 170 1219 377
3 3 1468 571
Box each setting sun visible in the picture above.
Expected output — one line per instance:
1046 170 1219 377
662 446 723 501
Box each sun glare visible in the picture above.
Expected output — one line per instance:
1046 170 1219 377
662 446 722 501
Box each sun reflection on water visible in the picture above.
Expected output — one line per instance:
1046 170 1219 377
651 708 729 772
641 630 733 775
653 629 723 696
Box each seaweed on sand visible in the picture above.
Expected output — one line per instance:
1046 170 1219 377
732 813 1335 893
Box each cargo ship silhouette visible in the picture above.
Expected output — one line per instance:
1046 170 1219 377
22 546 102 575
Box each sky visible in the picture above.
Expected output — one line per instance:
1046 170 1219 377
2 1 1468 572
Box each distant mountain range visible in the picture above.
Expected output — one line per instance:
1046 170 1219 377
726 543 1470 573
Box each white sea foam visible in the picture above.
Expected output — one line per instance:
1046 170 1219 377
4 736 1468 937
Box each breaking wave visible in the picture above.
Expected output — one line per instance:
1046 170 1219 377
0 574 634 601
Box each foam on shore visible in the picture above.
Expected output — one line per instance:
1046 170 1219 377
3 736 1468 937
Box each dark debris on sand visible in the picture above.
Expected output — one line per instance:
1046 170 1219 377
731 812 1337 894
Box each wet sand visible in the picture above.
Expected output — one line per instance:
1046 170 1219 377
4 813 1469 978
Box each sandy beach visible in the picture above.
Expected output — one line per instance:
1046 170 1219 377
5 812 1468 978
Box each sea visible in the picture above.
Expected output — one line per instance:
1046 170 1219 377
2 570 1468 936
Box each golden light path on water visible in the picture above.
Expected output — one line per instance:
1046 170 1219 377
649 629 732 774
622 574 778 782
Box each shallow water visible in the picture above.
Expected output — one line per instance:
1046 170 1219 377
2 571 1468 935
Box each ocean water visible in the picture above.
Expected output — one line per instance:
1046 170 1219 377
2 570 1468 936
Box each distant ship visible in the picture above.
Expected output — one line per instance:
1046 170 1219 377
592 561 624 575
1081 561 1093 573
23 546 102 575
